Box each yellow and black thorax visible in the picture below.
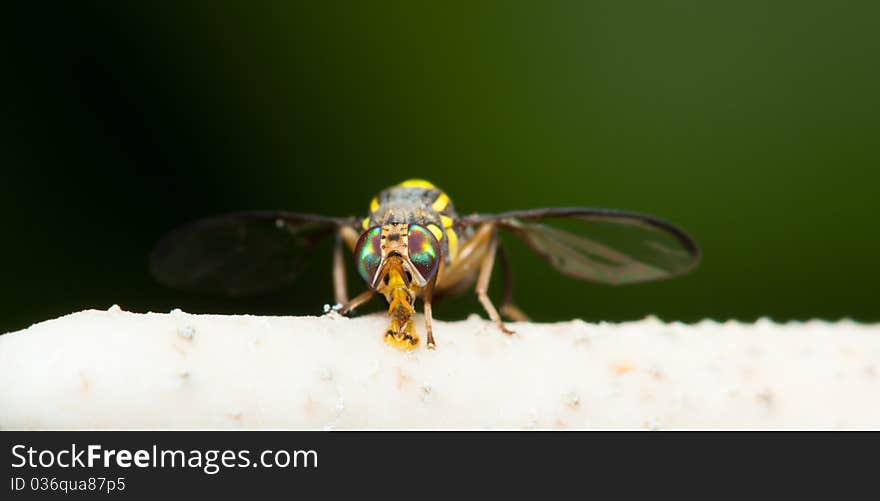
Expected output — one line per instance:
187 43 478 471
361 179 465 264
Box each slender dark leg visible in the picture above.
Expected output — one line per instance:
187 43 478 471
332 233 349 305
332 226 361 306
476 234 514 334
340 289 374 315
434 223 495 291
423 273 438 349
339 225 360 251
496 243 530 322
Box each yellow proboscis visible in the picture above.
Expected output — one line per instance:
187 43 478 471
384 266 418 349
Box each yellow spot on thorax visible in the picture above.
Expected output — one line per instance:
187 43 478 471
362 217 371 229
446 227 459 259
431 193 450 212
369 197 380 213
398 179 436 189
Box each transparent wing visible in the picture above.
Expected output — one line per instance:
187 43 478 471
150 211 357 296
460 208 700 285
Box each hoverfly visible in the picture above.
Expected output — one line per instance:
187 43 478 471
151 179 700 350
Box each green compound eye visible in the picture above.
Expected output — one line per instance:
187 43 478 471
407 224 440 281
354 226 383 286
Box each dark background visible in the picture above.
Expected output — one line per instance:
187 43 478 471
3 2 878 334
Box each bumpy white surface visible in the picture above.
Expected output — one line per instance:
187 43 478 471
1 307 879 429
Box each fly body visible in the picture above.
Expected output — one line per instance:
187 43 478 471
151 179 700 350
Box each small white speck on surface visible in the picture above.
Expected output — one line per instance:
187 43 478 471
318 368 334 381
526 409 539 429
474 322 491 336
643 416 662 430
756 388 775 407
322 304 345 318
249 337 261 350
420 384 433 403
366 360 381 378
107 304 122 312
563 392 581 408
177 326 195 340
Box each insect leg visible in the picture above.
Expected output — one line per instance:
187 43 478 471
424 302 436 349
434 222 495 294
339 225 360 251
476 233 514 335
332 226 361 305
423 274 438 350
332 233 349 305
340 289 374 315
496 243 530 322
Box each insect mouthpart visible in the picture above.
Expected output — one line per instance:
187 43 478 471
381 260 420 349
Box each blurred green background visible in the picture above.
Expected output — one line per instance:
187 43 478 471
3 2 878 334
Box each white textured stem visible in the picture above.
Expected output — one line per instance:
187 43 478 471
1 308 879 429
